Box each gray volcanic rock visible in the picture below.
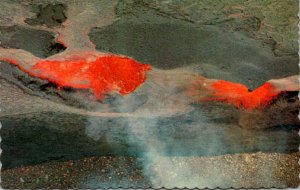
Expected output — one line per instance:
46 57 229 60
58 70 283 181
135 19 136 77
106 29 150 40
25 3 67 28
89 5 298 89
119 0 298 57
0 25 65 58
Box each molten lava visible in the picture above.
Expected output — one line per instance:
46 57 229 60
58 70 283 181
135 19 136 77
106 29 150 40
26 55 151 99
0 47 287 109
209 80 280 110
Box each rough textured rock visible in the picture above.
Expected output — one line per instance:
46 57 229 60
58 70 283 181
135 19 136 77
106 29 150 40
90 0 298 90
25 3 67 28
0 25 65 58
238 91 300 129
1 152 299 188
118 0 298 56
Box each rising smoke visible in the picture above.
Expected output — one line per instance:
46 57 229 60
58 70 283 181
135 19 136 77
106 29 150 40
83 70 289 188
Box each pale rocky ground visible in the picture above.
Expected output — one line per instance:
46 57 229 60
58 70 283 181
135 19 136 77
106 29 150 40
1 152 299 189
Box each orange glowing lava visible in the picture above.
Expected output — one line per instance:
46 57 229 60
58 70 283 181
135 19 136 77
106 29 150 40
209 80 280 110
27 55 151 99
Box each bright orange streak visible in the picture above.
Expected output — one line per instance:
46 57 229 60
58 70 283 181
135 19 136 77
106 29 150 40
27 55 151 99
209 80 280 110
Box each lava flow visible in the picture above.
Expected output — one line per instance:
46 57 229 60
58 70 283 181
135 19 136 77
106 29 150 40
202 80 281 110
1 50 151 100
1 0 298 110
34 55 151 99
0 0 153 100
0 47 292 109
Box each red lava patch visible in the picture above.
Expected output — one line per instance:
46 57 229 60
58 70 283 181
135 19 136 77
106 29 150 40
209 80 280 110
28 55 151 99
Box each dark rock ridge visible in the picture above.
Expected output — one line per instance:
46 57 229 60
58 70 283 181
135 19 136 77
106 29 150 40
0 25 66 58
25 3 67 28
